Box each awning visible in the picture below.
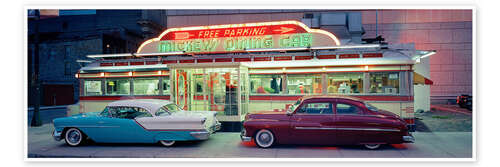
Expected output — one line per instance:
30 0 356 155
413 72 433 85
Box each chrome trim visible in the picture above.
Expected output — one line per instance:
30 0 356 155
403 135 415 143
74 126 120 128
52 130 62 141
240 130 252 142
295 126 400 132
190 131 210 140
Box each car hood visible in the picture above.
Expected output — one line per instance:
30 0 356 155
246 110 289 121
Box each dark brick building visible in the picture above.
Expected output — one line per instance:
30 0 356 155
28 10 167 106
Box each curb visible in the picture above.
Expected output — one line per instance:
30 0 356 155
430 105 472 115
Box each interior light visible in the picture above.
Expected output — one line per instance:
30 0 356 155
365 65 369 71
282 67 286 72
158 71 162 75
322 67 326 71
100 72 105 77
128 72 133 76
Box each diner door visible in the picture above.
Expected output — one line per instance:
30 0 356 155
289 102 336 145
174 69 191 110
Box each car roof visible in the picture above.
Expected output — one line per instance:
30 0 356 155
300 95 365 103
107 99 173 114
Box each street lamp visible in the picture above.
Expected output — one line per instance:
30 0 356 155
28 9 42 127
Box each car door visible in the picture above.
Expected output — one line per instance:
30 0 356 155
289 100 336 145
333 99 374 145
91 106 152 143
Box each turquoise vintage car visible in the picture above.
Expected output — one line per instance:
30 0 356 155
52 99 221 147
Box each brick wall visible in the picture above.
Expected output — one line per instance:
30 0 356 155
165 9 473 99
361 10 473 98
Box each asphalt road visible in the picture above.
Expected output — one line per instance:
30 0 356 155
27 123 473 158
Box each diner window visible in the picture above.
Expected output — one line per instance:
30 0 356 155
84 80 102 96
369 72 399 94
336 103 363 115
162 77 171 95
250 74 284 94
106 78 130 95
297 102 332 114
287 74 322 95
133 77 160 95
327 73 364 94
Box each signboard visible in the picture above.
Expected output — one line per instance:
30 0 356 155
137 20 341 54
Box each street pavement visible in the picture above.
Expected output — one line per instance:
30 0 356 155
27 123 473 158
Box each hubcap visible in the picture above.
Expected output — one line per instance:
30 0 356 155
66 129 81 145
256 130 274 147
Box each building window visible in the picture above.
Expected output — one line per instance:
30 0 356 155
106 78 130 95
250 74 284 94
64 62 71 75
64 45 71 60
369 72 399 94
162 76 170 95
84 80 102 96
133 77 160 95
286 74 322 95
327 73 364 94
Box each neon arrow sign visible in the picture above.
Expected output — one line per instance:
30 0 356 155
137 20 341 54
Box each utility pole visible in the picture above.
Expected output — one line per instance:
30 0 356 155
29 9 42 127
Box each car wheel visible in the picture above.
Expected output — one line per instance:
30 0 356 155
364 144 381 150
65 128 85 147
159 140 175 147
254 129 275 148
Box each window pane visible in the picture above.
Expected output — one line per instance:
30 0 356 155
369 72 399 94
297 102 332 114
84 80 102 96
109 107 152 119
133 77 159 95
250 74 284 94
287 74 322 95
327 73 364 94
106 78 130 95
162 76 170 95
336 103 363 115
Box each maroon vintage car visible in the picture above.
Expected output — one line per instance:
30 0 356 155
240 96 415 149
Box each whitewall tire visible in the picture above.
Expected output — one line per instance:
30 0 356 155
254 129 275 148
159 140 176 147
364 144 382 150
65 128 84 147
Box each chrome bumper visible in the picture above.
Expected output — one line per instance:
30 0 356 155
403 135 415 143
52 130 62 141
190 131 210 140
240 129 252 142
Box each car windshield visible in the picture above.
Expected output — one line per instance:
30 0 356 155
156 104 183 116
365 102 379 112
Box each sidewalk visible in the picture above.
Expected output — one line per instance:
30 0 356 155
431 104 472 115
27 124 473 158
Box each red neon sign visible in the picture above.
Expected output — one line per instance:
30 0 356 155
162 24 306 40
